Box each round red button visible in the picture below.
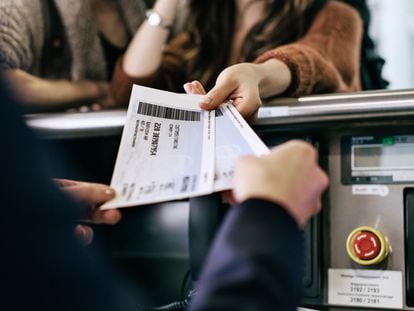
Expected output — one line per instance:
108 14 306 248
352 231 381 260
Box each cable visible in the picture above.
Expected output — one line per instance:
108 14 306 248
138 289 197 311
180 270 192 299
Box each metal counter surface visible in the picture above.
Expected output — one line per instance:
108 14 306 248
25 89 414 138
26 109 127 139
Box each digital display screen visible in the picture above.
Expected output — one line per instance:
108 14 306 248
352 143 414 169
342 135 414 184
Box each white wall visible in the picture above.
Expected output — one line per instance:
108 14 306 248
367 0 414 89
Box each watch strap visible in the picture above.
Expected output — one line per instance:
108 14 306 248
145 10 173 30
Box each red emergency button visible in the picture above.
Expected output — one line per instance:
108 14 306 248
352 231 380 260
346 226 390 266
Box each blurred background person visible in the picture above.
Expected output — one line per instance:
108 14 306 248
0 0 146 111
112 0 363 118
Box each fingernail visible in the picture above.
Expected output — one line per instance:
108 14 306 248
76 225 86 235
183 83 191 93
104 188 115 196
104 210 122 224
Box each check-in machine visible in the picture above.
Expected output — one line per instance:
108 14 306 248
27 89 414 310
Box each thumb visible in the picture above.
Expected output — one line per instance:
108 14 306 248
199 78 237 110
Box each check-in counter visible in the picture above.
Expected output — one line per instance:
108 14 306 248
26 88 414 137
26 89 414 310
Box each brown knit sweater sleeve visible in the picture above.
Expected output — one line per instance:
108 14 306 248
255 1 363 97
111 33 189 106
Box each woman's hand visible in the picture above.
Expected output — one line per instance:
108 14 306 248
4 69 116 110
183 80 206 95
94 81 116 108
55 179 121 245
199 63 262 118
122 0 180 77
198 60 291 119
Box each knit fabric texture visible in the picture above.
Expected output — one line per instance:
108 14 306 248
0 0 146 81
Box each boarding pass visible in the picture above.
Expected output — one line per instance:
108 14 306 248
102 85 268 209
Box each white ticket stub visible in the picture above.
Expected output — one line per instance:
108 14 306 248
102 85 215 209
214 103 269 191
328 268 403 309
102 85 269 209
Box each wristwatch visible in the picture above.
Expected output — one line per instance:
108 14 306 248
145 10 173 30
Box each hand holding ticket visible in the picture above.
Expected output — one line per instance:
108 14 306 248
102 85 268 209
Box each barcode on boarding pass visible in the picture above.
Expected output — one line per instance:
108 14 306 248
137 102 201 121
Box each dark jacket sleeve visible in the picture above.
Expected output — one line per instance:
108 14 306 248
0 76 139 311
189 199 304 311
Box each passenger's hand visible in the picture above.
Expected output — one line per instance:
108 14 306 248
55 179 121 244
233 140 329 227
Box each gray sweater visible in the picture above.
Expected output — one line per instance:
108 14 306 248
0 0 146 81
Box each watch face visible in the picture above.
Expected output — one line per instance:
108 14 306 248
148 13 161 26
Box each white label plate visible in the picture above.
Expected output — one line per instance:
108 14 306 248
328 268 403 309
352 185 389 197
